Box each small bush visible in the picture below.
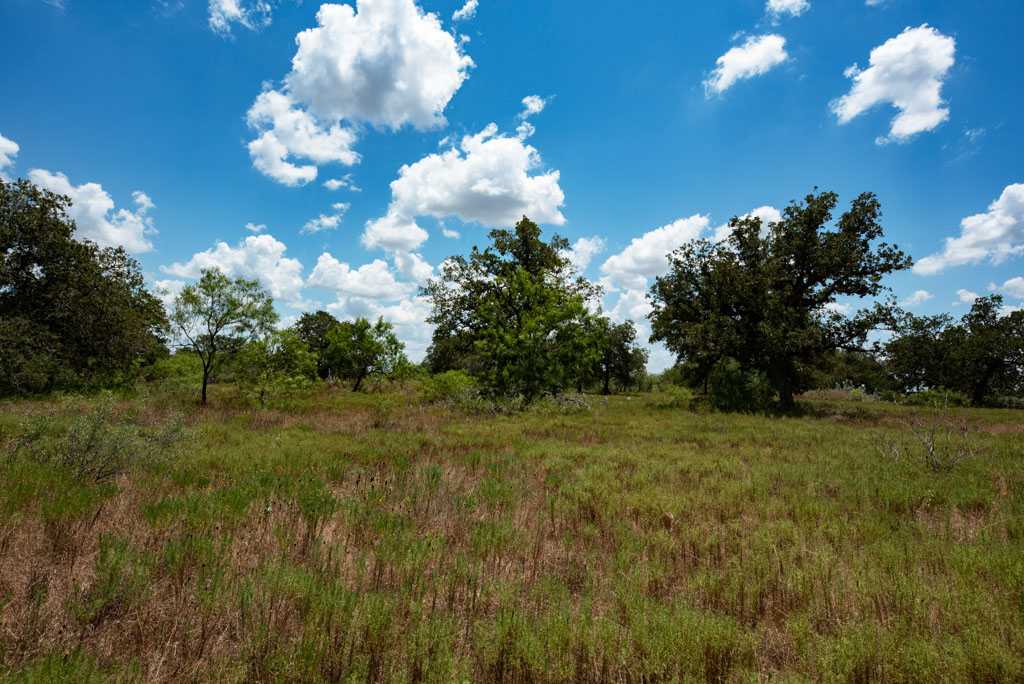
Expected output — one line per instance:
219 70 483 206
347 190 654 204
654 385 695 409
9 396 189 483
422 371 475 405
905 388 969 408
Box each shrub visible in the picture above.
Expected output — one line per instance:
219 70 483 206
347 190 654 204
707 358 775 412
422 370 475 405
655 385 695 409
9 395 189 483
905 388 969 408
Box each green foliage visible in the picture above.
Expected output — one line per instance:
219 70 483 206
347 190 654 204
472 269 604 399
0 179 168 396
9 396 188 483
653 384 695 409
168 267 277 403
706 358 775 412
146 350 203 397
69 534 154 628
235 330 318 406
905 387 969 408
291 310 341 379
422 370 475 404
593 319 648 394
323 317 408 391
650 189 911 410
887 296 1023 404
422 216 604 400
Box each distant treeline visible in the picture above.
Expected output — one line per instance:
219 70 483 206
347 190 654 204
2 179 1021 408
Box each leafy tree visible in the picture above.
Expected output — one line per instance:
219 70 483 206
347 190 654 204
235 330 318 405
945 296 1023 403
168 267 277 403
650 190 911 410
421 217 604 400
0 178 167 395
887 296 1023 403
593 319 649 394
805 346 897 395
291 310 341 379
323 317 407 392
884 313 952 393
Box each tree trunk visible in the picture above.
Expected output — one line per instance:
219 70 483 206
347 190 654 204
602 369 610 395
773 359 795 411
201 370 209 405
353 370 365 392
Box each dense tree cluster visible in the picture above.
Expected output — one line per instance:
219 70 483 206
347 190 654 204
3 177 1020 410
0 179 167 395
886 296 1023 403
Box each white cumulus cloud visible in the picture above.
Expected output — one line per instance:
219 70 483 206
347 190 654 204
995 277 1024 299
601 215 710 291
562 236 606 272
519 94 548 119
954 288 978 305
451 0 477 21
247 0 473 184
323 173 360 191
245 222 266 233
704 34 788 95
247 89 360 187
766 0 809 19
442 227 461 239
27 169 156 253
365 122 565 251
0 133 19 181
307 253 413 300
900 289 934 307
302 202 350 234
393 251 434 283
713 205 782 242
161 234 307 307
914 183 1024 275
831 24 955 144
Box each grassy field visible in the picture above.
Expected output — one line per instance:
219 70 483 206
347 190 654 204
0 387 1022 682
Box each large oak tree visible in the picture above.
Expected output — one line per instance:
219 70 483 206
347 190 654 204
650 190 911 410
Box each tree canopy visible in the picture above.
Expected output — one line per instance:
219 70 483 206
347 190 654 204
650 189 911 409
168 267 277 403
421 216 605 400
886 295 1023 404
0 178 167 395
593 319 649 394
323 317 408 391
291 310 341 379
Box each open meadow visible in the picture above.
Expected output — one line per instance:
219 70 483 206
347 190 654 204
1 387 1022 682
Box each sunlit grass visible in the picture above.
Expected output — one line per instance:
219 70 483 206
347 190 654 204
1 386 1021 681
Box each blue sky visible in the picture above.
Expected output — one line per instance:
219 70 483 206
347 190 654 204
1 0 1022 369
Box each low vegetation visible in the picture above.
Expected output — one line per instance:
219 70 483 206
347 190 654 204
1 385 1022 681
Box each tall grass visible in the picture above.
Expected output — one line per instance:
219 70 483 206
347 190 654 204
0 387 1021 681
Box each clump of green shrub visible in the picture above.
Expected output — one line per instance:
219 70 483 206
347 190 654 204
422 370 475 405
905 387 969 408
654 384 695 409
7 395 189 483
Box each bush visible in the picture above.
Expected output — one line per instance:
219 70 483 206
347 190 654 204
655 384 695 409
707 358 775 412
422 370 475 405
905 388 969 408
8 395 189 483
